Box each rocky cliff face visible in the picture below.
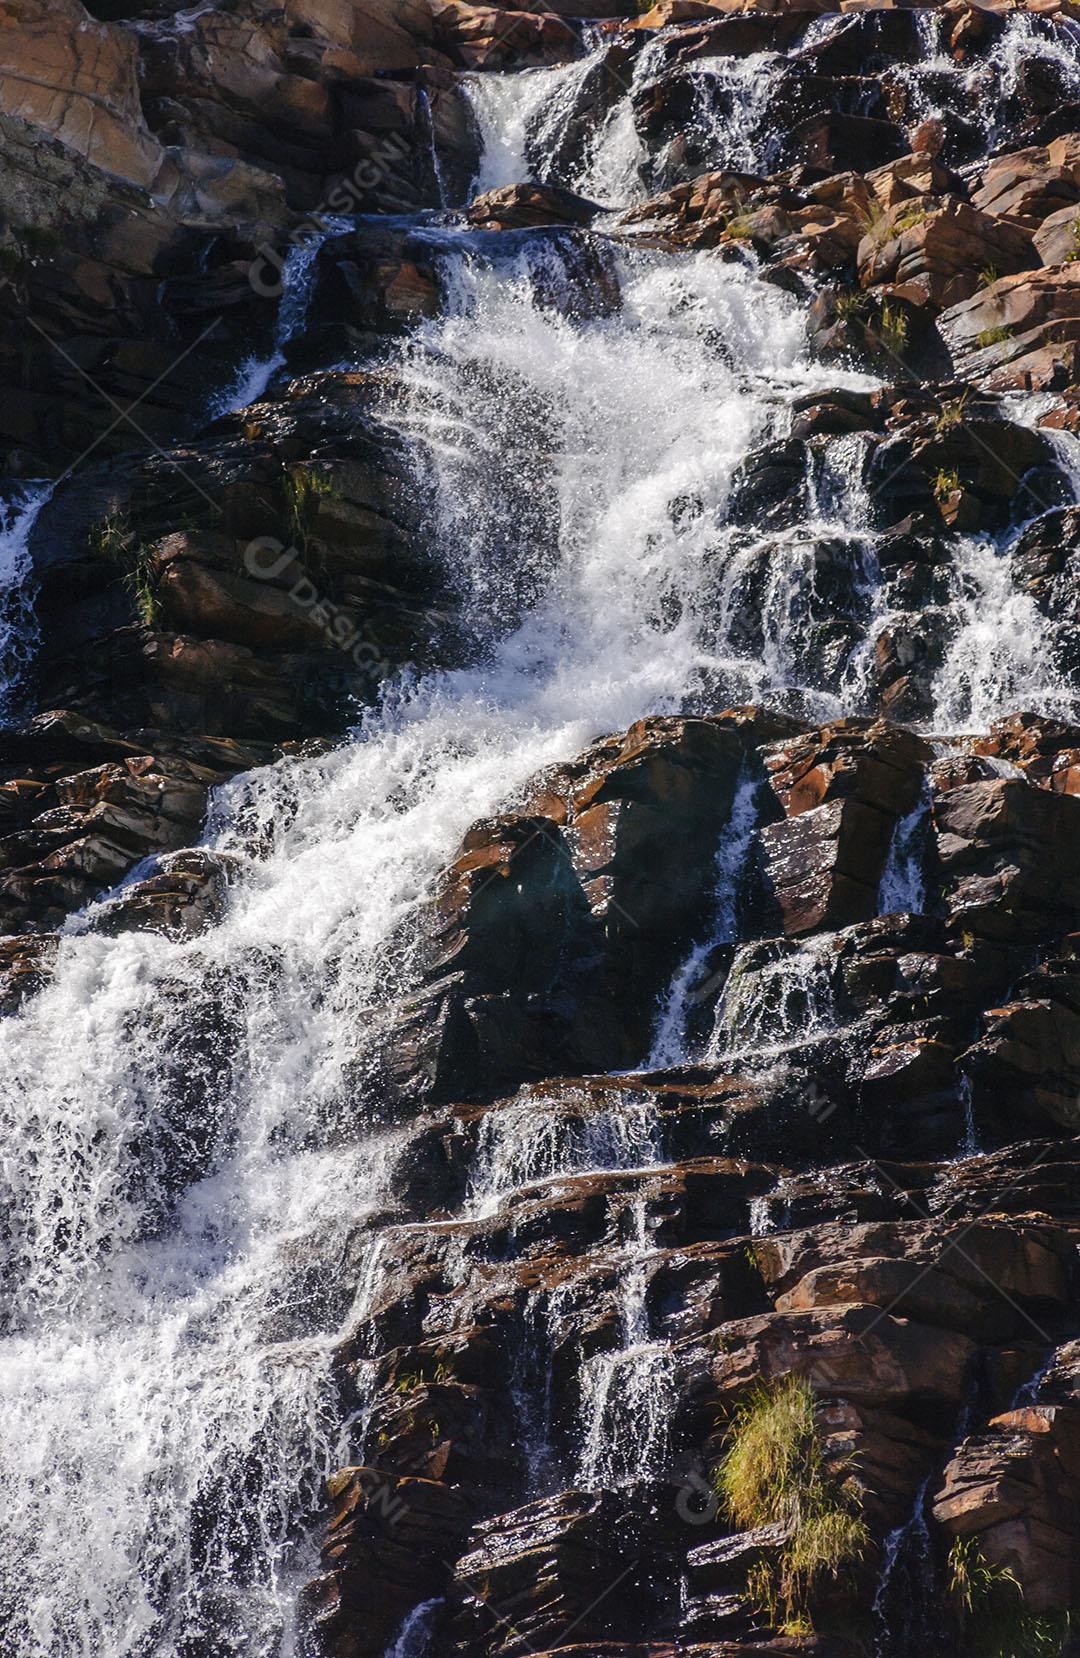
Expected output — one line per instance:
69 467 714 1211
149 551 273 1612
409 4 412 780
4 0 1080 1655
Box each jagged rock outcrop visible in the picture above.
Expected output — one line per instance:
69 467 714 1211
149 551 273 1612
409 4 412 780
9 2 1080 1655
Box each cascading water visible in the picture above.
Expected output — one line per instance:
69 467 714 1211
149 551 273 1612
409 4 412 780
0 482 52 723
577 1196 675 1488
895 10 1080 155
705 934 841 1070
648 765 763 1067
210 233 341 419
878 785 931 916
468 1087 661 1218
7 31 1080 1658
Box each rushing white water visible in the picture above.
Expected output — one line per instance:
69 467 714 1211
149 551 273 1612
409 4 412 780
0 209 833 1657
7 39 1080 1658
877 787 930 916
465 34 781 207
0 483 51 722
706 934 841 1069
468 1087 661 1217
464 56 602 196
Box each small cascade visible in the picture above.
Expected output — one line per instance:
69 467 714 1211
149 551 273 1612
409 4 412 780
210 234 337 418
871 1481 939 1658
385 1597 443 1658
0 482 52 723
577 1197 675 1488
932 531 1080 729
957 1073 981 1159
467 1088 661 1217
705 934 840 1070
463 54 601 196
893 10 1080 154
416 85 447 207
666 53 784 183
877 786 931 916
648 766 763 1067
1011 1350 1056 1408
511 1277 580 1497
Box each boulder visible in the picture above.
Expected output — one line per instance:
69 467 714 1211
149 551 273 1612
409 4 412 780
857 196 1035 310
759 720 930 935
933 1405 1080 1614
937 267 1080 388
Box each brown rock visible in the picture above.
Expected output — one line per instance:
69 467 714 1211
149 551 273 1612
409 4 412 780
858 197 1035 310
760 720 930 935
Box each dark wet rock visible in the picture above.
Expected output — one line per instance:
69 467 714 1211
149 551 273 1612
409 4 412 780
382 709 804 1103
466 182 602 229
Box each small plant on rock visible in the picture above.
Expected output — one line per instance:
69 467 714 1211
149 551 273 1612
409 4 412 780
977 265 1000 288
933 466 961 502
892 204 931 236
715 1374 868 1637
976 324 1011 349
948 1536 1072 1657
88 506 160 625
723 213 756 243
877 300 909 356
936 390 970 431
859 201 891 247
1065 221 1080 263
285 464 336 548
834 288 870 323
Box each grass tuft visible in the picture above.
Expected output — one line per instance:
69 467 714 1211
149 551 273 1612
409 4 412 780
948 1537 1072 1656
715 1375 867 1636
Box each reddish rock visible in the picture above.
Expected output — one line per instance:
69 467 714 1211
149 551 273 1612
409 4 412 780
938 266 1080 388
933 1405 1080 1613
858 196 1035 310
760 720 930 935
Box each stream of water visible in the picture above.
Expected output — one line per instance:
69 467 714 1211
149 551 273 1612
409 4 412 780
3 28 1080 1658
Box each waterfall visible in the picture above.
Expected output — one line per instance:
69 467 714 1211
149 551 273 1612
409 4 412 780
932 530 1079 729
385 1597 443 1658
878 786 930 916
7 34 1080 1658
463 54 602 196
893 10 1080 148
209 233 339 418
0 483 51 723
467 1087 661 1217
577 1196 675 1488
705 934 841 1070
871 1480 938 1658
648 765 763 1068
